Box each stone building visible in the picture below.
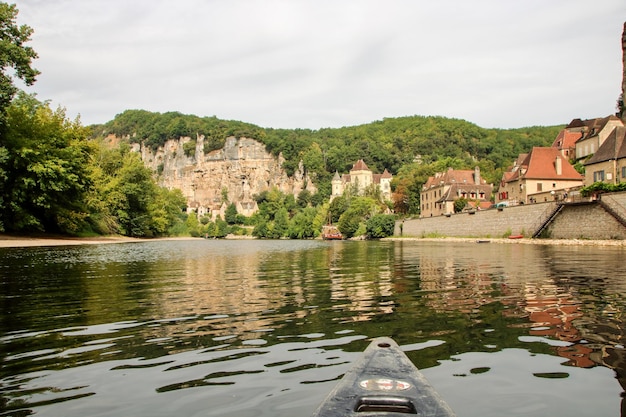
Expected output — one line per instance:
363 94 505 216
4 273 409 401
566 116 624 161
584 126 626 185
497 147 583 205
331 159 393 201
420 167 493 217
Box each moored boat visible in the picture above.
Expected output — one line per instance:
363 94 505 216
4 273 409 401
322 224 343 240
312 337 456 416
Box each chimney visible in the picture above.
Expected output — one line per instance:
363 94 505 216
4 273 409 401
474 166 480 185
555 156 562 176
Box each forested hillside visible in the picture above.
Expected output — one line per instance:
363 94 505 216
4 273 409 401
94 109 562 212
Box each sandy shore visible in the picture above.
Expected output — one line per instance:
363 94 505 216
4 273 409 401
0 235 199 248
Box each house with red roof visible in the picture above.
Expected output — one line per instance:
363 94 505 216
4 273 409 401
552 128 582 160
331 159 393 201
420 167 493 217
583 126 626 185
497 147 583 205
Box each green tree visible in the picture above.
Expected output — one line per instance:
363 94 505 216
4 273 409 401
186 212 201 237
252 217 269 238
454 198 468 213
302 142 325 177
288 206 318 238
0 3 39 121
297 189 313 208
0 94 92 233
215 217 229 238
366 214 396 238
284 193 297 214
149 187 186 235
182 139 196 157
328 195 349 223
269 207 289 238
225 202 238 224
338 196 379 239
100 152 159 237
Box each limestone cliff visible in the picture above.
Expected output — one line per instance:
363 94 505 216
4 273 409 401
135 135 315 213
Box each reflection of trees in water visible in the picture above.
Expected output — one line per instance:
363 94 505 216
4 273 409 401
3 240 626 411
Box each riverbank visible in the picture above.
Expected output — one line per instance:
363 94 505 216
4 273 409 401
2 233 626 248
383 236 626 246
0 234 199 248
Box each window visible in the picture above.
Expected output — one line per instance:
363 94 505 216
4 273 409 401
622 166 626 180
537 183 543 192
593 170 605 182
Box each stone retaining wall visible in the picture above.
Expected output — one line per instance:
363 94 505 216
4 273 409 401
546 203 626 239
397 193 626 240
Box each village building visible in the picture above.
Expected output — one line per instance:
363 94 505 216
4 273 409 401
551 127 582 160
497 147 583 205
567 115 624 161
583 126 626 185
420 167 493 217
331 159 393 201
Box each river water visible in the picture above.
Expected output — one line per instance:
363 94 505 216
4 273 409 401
0 239 625 417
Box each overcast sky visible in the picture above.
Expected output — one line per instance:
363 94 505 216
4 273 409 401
12 0 626 130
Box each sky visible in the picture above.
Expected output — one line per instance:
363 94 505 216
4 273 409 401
11 0 626 130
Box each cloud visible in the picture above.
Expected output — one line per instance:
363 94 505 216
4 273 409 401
12 0 626 129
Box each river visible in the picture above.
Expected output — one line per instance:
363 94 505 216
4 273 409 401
0 239 625 416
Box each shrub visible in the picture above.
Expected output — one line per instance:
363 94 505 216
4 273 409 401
366 214 396 238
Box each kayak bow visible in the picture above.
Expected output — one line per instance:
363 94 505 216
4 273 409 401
312 337 456 416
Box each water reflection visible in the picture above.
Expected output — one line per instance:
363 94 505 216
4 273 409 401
0 240 625 416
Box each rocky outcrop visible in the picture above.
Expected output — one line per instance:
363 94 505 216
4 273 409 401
136 135 315 211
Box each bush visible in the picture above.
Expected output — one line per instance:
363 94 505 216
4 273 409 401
182 140 196 157
366 214 396 239
580 182 626 197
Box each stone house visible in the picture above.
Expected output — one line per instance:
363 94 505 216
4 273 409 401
331 159 393 201
420 167 493 217
571 115 623 161
551 127 582 160
186 201 210 217
497 147 583 205
583 126 626 185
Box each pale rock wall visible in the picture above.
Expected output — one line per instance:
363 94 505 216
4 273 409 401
136 135 314 210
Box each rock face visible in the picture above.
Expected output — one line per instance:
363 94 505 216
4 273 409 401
137 135 314 213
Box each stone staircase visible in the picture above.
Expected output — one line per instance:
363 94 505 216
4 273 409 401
598 193 626 228
531 203 565 238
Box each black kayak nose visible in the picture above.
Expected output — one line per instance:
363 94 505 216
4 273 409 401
311 337 456 417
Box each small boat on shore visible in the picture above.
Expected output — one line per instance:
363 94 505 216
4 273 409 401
312 337 456 416
508 234 524 239
322 224 343 240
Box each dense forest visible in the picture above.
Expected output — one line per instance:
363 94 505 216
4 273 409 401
97 109 562 183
